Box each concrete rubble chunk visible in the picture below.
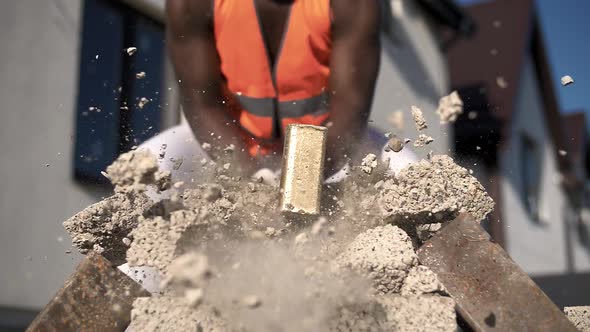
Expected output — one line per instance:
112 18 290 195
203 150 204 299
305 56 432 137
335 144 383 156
436 91 463 124
378 295 457 332
336 225 418 294
564 306 590 332
59 141 499 331
105 149 159 193
413 134 434 147
360 153 378 174
378 155 494 224
63 192 153 265
401 265 445 296
130 297 229 331
411 106 427 131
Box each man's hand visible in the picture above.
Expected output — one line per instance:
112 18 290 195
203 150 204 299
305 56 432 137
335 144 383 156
326 0 381 175
166 0 259 174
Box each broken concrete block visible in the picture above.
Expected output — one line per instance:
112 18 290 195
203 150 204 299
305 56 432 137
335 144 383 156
565 306 590 332
378 295 457 332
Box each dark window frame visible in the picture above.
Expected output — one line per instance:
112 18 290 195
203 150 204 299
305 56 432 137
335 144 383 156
73 0 165 184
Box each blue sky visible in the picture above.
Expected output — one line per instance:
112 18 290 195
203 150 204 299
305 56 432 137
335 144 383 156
458 0 590 119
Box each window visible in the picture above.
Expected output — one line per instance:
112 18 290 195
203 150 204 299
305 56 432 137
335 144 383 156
520 133 541 221
74 0 165 183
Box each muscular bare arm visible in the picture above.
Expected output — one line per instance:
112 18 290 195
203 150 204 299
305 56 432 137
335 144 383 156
166 0 256 173
326 0 381 174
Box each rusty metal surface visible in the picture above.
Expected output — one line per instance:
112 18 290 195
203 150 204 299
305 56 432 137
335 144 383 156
418 215 577 332
279 124 327 216
27 252 149 332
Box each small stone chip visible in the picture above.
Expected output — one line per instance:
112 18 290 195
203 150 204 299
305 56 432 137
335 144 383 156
561 75 574 86
242 295 262 309
122 237 131 246
136 72 146 79
384 135 405 153
125 47 137 56
496 76 508 89
559 149 567 156
138 97 150 109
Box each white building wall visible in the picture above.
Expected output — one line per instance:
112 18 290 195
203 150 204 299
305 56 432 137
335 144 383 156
501 56 569 275
0 0 94 309
371 0 450 157
0 0 177 310
0 0 449 310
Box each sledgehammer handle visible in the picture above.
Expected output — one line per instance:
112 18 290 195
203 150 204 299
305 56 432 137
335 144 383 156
27 252 149 332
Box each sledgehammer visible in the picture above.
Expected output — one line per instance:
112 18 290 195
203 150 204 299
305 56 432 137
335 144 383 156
279 124 328 217
26 252 149 332
418 214 577 331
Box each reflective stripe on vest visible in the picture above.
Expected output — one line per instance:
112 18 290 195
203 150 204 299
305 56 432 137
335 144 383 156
235 92 329 118
214 0 332 155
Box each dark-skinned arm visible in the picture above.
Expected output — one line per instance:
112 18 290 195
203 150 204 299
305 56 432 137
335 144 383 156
166 0 258 174
326 0 381 175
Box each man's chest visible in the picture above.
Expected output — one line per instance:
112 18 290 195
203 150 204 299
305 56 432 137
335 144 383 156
253 0 293 62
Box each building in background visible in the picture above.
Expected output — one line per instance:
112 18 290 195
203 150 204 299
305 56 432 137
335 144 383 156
0 0 471 329
447 0 590 307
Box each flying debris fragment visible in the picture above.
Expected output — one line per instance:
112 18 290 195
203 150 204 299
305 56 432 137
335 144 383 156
138 97 150 109
436 91 464 124
411 106 428 131
125 47 137 56
561 75 574 86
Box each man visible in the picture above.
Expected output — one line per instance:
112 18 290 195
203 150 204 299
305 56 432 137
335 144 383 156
123 0 413 292
141 0 413 183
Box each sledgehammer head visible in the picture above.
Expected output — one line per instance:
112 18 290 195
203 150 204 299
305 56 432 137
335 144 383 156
279 124 327 216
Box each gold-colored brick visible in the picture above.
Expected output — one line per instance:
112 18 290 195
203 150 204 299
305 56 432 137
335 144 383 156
279 124 327 216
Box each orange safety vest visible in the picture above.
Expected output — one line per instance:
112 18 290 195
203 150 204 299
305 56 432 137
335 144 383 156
213 0 332 156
